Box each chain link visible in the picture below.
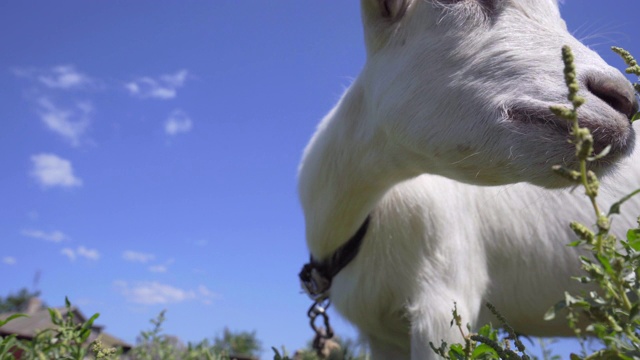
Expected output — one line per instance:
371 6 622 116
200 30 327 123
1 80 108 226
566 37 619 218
307 297 334 356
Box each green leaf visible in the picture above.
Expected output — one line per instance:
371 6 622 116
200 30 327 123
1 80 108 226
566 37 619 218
573 276 592 284
448 344 466 360
596 254 614 276
272 347 284 360
564 293 590 309
544 301 566 321
632 112 640 123
75 312 99 343
471 344 499 359
568 240 583 247
48 308 62 326
476 324 495 339
587 144 611 161
608 188 640 216
627 229 640 251
84 313 100 328
0 334 18 353
0 313 27 328
630 303 640 321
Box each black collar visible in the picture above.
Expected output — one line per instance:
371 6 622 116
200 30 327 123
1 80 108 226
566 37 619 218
299 216 371 299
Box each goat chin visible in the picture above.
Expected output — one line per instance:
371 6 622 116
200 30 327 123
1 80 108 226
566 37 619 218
298 1 640 359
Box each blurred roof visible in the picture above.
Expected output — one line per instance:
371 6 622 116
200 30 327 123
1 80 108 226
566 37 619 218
0 300 132 351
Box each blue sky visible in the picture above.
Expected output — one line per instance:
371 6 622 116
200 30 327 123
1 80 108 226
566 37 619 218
1 1 639 358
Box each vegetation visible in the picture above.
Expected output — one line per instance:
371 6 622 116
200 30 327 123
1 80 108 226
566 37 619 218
0 289 42 314
273 336 368 360
212 327 262 358
429 47 640 360
0 294 364 360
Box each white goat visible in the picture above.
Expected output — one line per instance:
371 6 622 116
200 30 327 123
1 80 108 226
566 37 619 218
298 0 640 359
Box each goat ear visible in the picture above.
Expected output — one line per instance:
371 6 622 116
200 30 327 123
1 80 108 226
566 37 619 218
361 0 406 23
361 0 407 54
377 0 407 20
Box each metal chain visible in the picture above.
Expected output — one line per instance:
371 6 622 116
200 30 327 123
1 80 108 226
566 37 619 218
307 297 334 356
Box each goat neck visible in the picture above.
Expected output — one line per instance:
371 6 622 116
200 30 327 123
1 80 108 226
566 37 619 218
298 80 418 260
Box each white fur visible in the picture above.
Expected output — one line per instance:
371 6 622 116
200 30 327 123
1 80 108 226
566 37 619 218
298 1 639 359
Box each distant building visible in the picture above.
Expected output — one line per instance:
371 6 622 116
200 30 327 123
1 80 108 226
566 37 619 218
0 298 132 358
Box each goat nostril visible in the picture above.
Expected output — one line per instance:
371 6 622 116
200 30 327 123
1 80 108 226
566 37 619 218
587 77 639 121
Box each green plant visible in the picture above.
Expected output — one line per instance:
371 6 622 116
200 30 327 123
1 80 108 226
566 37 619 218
612 47 640 123
131 316 263 360
0 288 42 313
18 297 100 359
272 334 369 360
543 46 640 360
0 313 27 360
430 303 530 360
131 310 185 360
432 45 640 360
212 327 262 358
91 339 118 360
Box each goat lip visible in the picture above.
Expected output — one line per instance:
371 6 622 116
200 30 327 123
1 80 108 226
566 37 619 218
506 107 570 134
507 107 634 157
577 115 635 157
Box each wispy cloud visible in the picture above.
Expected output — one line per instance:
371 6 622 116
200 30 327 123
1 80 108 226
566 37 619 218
36 97 92 146
114 281 199 305
30 153 82 189
2 257 17 265
78 246 100 260
21 229 69 243
148 265 168 273
13 65 96 90
61 246 100 261
148 258 174 273
61 248 76 261
197 285 217 305
122 250 155 264
164 109 193 136
38 65 94 90
13 66 95 146
125 69 188 100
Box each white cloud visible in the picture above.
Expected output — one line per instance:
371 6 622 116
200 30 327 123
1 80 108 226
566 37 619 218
164 109 193 136
161 70 188 87
61 246 100 261
30 153 82 189
148 258 173 273
2 257 17 265
77 246 100 260
197 285 218 305
13 67 95 146
13 65 95 90
61 248 76 261
114 281 197 305
38 65 94 90
125 82 139 94
123 251 155 264
21 229 69 243
36 97 92 146
148 265 167 273
197 285 214 297
125 69 189 100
